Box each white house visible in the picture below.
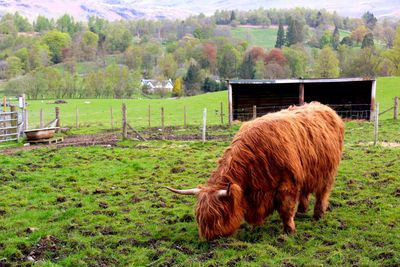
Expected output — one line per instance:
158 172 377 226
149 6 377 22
141 79 174 93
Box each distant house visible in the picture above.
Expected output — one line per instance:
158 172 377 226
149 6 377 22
140 79 174 93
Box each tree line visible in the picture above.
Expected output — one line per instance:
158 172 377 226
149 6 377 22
0 9 399 99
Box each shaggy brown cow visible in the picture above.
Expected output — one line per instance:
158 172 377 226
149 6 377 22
167 102 344 240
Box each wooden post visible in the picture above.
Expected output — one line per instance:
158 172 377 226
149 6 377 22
25 108 29 130
220 102 224 125
184 105 187 128
110 107 114 130
374 103 379 146
253 105 257 120
3 96 6 112
122 103 127 139
228 83 233 126
55 107 60 132
39 109 44 128
299 83 305 105
148 104 151 128
10 105 17 138
202 108 207 142
161 107 165 138
76 106 79 128
394 96 398 120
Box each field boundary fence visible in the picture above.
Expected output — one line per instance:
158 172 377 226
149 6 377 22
19 96 400 144
0 96 26 142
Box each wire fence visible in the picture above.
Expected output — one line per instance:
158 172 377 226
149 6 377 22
19 101 399 145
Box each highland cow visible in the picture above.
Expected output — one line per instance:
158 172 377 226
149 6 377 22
167 102 344 240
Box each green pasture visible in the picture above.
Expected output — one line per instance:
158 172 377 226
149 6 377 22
21 76 400 135
231 27 278 49
0 119 399 266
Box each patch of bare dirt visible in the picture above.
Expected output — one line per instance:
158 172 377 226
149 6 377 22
26 235 64 262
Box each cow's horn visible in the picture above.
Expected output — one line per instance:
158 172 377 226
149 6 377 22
216 189 228 197
165 186 200 195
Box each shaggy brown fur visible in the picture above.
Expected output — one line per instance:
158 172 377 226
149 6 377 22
181 102 344 240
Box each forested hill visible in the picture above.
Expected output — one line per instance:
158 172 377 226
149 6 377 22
0 0 399 21
0 9 399 100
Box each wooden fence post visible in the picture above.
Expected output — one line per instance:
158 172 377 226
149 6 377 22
148 104 151 128
184 105 187 128
220 102 224 125
253 105 257 120
76 106 79 128
394 96 398 120
161 107 165 138
10 105 17 137
3 96 6 112
374 103 379 146
55 107 60 132
40 108 44 128
122 104 127 139
110 107 114 130
202 108 207 142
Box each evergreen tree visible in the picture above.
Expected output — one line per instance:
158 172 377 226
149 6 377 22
286 18 304 46
340 36 353 46
275 22 285 48
332 26 340 50
362 11 377 30
230 10 236 22
239 53 255 79
362 33 374 49
183 62 202 95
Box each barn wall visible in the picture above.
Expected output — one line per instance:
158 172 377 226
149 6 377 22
232 83 299 120
230 80 374 121
304 81 373 119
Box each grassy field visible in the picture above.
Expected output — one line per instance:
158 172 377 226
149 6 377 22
0 119 399 266
231 26 278 49
20 76 400 134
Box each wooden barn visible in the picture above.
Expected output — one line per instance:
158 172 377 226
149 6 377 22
228 78 376 123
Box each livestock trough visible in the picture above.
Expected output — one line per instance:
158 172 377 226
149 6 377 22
24 127 58 141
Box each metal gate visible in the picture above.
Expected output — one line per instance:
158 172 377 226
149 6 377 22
0 111 21 142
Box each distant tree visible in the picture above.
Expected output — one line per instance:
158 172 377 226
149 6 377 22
41 30 71 63
218 48 238 79
384 27 400 75
239 52 255 79
361 33 374 49
319 31 332 48
286 17 305 46
183 61 203 95
159 53 177 79
340 36 353 46
275 22 285 48
14 48 30 73
254 59 266 79
202 77 225 92
315 47 339 78
351 25 368 44
13 12 32 32
202 42 217 74
34 15 53 32
352 47 382 77
283 46 307 78
172 77 182 96
264 62 289 79
105 24 132 53
123 46 143 70
382 26 395 48
362 11 377 30
230 11 236 22
6 56 22 78
331 26 340 50
264 48 286 66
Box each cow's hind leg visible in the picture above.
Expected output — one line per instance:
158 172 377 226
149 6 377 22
313 185 333 220
275 182 299 234
297 191 309 214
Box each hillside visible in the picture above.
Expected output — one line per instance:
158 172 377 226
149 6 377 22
0 0 399 21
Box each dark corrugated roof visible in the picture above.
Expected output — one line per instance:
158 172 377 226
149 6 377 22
228 78 375 84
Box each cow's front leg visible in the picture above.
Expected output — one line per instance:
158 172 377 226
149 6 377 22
275 182 298 234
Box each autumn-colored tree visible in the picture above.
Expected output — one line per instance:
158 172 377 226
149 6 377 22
202 42 217 73
250 47 266 62
172 77 182 96
351 25 368 44
264 48 287 66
